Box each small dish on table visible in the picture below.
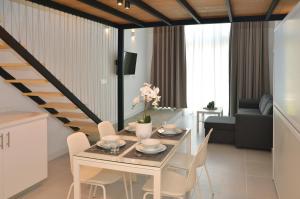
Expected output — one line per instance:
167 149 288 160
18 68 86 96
135 138 166 154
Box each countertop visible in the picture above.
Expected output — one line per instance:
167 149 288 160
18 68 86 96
0 111 48 129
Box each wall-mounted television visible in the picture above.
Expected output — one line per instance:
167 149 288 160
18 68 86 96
123 51 137 75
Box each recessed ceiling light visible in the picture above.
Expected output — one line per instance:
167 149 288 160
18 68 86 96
125 0 130 9
117 0 123 6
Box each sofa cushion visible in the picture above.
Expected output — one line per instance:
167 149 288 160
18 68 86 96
204 116 235 131
238 108 261 115
259 94 272 113
262 102 273 115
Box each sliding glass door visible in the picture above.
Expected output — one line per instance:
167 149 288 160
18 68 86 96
185 24 231 115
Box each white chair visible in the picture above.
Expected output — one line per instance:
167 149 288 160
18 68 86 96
168 128 214 196
97 121 134 199
66 132 129 199
98 121 116 139
142 129 213 199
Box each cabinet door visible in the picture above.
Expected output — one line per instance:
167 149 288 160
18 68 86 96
3 119 47 198
0 132 4 199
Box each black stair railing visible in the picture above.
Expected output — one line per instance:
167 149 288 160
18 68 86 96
0 25 101 124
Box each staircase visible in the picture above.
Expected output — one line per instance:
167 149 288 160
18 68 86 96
0 25 100 137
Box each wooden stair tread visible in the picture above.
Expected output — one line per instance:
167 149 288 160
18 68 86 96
0 63 30 68
23 92 63 98
65 121 98 133
5 79 48 84
39 102 78 109
54 112 88 119
0 43 8 49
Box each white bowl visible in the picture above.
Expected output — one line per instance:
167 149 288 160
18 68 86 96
141 139 160 150
163 124 177 131
102 135 120 145
128 122 137 130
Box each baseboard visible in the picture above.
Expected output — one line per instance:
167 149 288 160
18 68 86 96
48 147 68 161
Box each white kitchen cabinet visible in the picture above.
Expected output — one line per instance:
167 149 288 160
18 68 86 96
0 112 48 198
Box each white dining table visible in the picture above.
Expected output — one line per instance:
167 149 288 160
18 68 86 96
72 128 191 199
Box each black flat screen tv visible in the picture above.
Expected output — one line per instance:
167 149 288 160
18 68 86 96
123 52 137 75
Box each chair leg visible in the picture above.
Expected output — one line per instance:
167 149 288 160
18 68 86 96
88 185 93 199
129 173 133 199
99 185 106 199
143 192 151 199
92 185 97 198
195 177 202 199
204 164 214 196
123 174 129 199
66 183 74 199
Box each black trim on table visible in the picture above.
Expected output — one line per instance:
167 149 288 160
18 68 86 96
0 25 101 124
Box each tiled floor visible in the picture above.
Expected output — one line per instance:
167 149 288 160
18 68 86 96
17 113 278 199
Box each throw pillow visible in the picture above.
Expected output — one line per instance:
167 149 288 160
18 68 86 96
262 102 273 115
259 94 272 113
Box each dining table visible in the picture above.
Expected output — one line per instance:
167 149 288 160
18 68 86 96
73 127 192 199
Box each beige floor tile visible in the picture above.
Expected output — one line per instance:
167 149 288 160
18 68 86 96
15 113 277 199
247 176 278 199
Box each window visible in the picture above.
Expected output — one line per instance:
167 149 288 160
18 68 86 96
185 23 231 115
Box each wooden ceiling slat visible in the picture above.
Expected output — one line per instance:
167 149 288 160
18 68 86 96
130 0 172 26
265 0 280 20
98 0 159 23
187 0 228 18
231 0 272 17
79 0 144 27
28 0 121 27
142 0 192 20
130 0 173 25
273 0 299 15
176 0 202 23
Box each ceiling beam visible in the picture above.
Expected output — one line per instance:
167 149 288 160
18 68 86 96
26 0 119 28
176 0 201 24
130 0 172 26
79 0 144 27
225 0 233 22
265 0 280 20
121 14 286 29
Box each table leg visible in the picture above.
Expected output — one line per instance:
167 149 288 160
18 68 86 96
202 113 204 122
73 159 81 199
196 112 199 133
153 171 161 199
186 131 192 155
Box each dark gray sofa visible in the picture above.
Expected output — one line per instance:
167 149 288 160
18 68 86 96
235 94 273 150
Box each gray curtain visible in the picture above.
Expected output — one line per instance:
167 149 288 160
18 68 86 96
229 21 270 115
151 26 187 108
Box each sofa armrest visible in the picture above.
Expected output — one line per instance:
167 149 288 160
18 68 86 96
235 114 273 150
238 99 260 109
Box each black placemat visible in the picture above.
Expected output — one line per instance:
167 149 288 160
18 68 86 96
85 140 136 156
123 144 174 162
118 127 158 137
151 129 188 140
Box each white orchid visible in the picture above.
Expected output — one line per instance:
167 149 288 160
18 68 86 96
132 83 161 123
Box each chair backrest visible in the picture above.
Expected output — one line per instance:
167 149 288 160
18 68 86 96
98 121 116 139
185 128 213 192
67 132 90 174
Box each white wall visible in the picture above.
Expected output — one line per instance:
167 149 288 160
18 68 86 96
0 77 73 161
0 0 119 159
124 28 153 119
0 0 118 123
